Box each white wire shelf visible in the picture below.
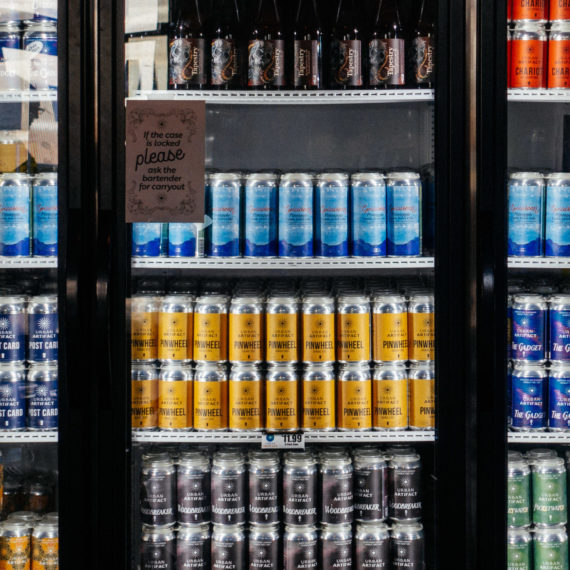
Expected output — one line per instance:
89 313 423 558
508 89 570 102
0 257 57 269
0 431 57 443
509 432 570 444
0 90 57 103
133 89 434 105
508 257 570 269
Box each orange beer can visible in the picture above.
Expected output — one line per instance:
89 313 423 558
548 22 570 88
336 293 370 363
337 362 372 430
193 294 228 362
229 296 264 364
266 363 299 432
229 363 263 431
551 0 570 20
373 363 408 430
131 363 158 429
0 521 30 570
373 293 408 363
302 363 336 431
302 294 335 363
31 521 58 570
266 294 299 363
158 295 193 363
408 293 435 362
131 295 159 362
511 22 547 89
512 0 547 21
409 362 435 430
193 362 228 431
158 363 192 430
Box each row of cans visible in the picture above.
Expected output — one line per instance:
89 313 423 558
508 0 570 22
131 289 435 365
0 295 58 363
508 526 568 570
141 520 425 570
0 173 58 257
132 361 435 432
140 447 423 528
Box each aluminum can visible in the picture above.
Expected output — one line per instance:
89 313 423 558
158 363 192 430
0 363 25 430
158 295 193 364
266 295 298 363
512 363 548 431
131 294 159 362
0 23 22 91
26 362 57 430
546 173 570 257
355 521 390 569
168 223 197 257
0 174 31 257
320 523 352 570
248 523 279 569
372 293 408 363
534 526 569 570
32 173 57 256
512 294 547 362
244 172 278 257
388 450 422 522
0 520 30 569
7 511 39 524
266 363 299 432
23 22 57 90
302 294 335 363
386 171 421 257
177 451 211 525
552 0 570 21
525 448 558 464
533 457 568 526
141 525 175 570
302 363 335 430
140 452 176 527
248 450 280 524
319 449 354 524
351 172 387 256
211 449 247 525
193 294 228 363
176 523 210 570
549 22 570 89
31 521 58 569
512 0 547 21
283 524 318 570
229 363 263 431
549 363 570 431
283 451 318 525
511 22 547 89
193 362 228 431
211 524 246 570
550 295 570 363
507 172 545 256
132 223 162 257
408 293 434 362
337 362 372 430
0 296 26 364
278 172 314 257
27 295 58 363
507 528 532 570
315 172 349 257
353 447 388 521
336 293 370 362
409 363 435 430
206 172 241 257
229 296 263 364
373 363 408 430
390 522 425 570
131 362 158 429
508 455 531 528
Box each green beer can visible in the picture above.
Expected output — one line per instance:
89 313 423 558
534 525 569 570
533 457 568 527
508 452 531 528
507 528 531 570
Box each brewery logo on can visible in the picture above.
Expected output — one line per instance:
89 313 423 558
508 528 532 570
549 22 570 89
249 451 280 524
302 363 336 431
229 296 263 363
131 363 158 429
513 0 547 21
27 363 58 430
373 364 408 430
0 297 26 363
373 294 408 363
0 364 25 430
211 450 247 525
32 173 57 257
249 523 280 569
510 23 547 89
0 521 31 570
176 523 210 569
386 172 421 257
388 451 422 522
532 457 568 526
140 452 176 527
533 526 568 570
266 364 299 432
31 521 59 570
266 296 299 363
140 525 174 570
283 524 318 570
131 295 158 362
321 524 352 570
511 364 548 431
28 296 58 363
355 522 390 568
158 295 192 363
167 223 197 257
158 363 191 430
336 294 370 362
0 175 31 257
302 295 335 363
283 451 318 525
177 451 211 524
549 363 570 430
390 522 425 569
229 364 263 431
193 295 228 362
193 363 228 431
337 363 372 431
512 294 547 362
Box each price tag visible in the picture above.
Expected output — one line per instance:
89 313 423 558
261 433 304 450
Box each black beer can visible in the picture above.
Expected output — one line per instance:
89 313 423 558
211 449 247 525
355 521 390 569
388 450 422 522
319 449 354 524
390 522 426 570
211 524 246 570
248 523 280 570
141 452 176 527
353 447 388 522
248 450 281 524
283 524 318 570
283 451 318 525
320 523 352 570
177 451 211 524
176 523 210 570
141 524 175 570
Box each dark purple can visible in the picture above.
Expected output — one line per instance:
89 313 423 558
176 523 210 570
388 451 422 522
177 452 211 524
355 522 390 569
390 522 425 569
283 452 318 525
320 524 352 570
0 297 26 364
211 450 247 525
140 453 176 527
353 448 388 522
211 524 246 570
319 450 354 524
248 451 280 524
283 524 318 570
141 525 176 570
248 523 280 570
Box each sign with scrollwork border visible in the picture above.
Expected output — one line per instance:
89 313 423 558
125 100 205 222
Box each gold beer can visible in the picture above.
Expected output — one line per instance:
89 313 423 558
302 294 335 363
158 363 192 430
408 293 435 362
158 295 194 363
0 520 30 570
266 294 299 363
31 521 58 570
229 295 264 364
409 362 435 430
194 362 228 431
229 363 263 431
131 295 159 362
372 293 409 363
131 362 158 429
373 363 408 430
336 293 371 362
302 363 336 431
337 362 372 431
266 364 299 432
193 294 229 363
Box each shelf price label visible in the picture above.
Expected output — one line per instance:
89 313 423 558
261 432 304 450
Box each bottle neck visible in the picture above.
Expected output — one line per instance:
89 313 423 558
296 0 319 27
257 0 280 25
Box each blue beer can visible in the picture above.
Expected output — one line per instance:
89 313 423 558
0 174 31 257
315 172 349 257
27 362 58 430
32 173 58 256
244 172 278 257
549 295 570 363
350 171 387 256
206 172 241 257
512 294 547 363
132 223 162 257
0 296 26 363
545 173 570 257
23 22 57 90
549 364 570 431
168 223 197 257
278 172 314 257
508 172 545 257
386 171 422 257
511 363 548 431
0 363 26 430
27 295 57 363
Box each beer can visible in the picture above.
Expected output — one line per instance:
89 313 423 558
278 172 314 258
248 523 279 569
32 173 58 257
408 293 434 362
508 454 531 528
7 511 40 524
315 172 350 257
533 456 568 526
512 294 547 363
193 362 228 431
353 447 388 522
550 295 570 363
177 451 211 524
158 295 193 363
552 0 570 21
337 362 372 431
512 363 548 431
0 296 26 364
373 363 408 430
167 223 197 257
140 452 176 527
0 520 30 569
211 449 247 525
248 450 280 524
229 363 263 431
319 449 354 524
26 362 58 430
176 523 210 569
336 293 370 362
355 521 390 568
549 22 570 89
0 174 31 257
302 363 335 431
546 173 570 257
132 223 163 257
23 22 57 90
27 295 58 363
266 295 299 363
534 526 568 570
525 448 558 464
549 363 570 431
131 294 159 362
386 172 421 257
372 293 408 363
0 23 22 91
244 172 278 257
206 172 242 257
388 450 422 522
320 523 352 570
140 525 175 570
266 363 299 432
229 296 264 364
158 363 192 430
211 524 246 570
193 294 228 363
409 362 435 430
511 22 547 89
302 294 335 363
283 451 318 525
283 524 318 570
131 362 158 430
0 363 25 430
508 528 532 570
390 522 425 570
350 172 387 257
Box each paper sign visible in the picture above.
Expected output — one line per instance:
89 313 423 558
125 0 159 34
261 433 305 450
125 100 205 223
